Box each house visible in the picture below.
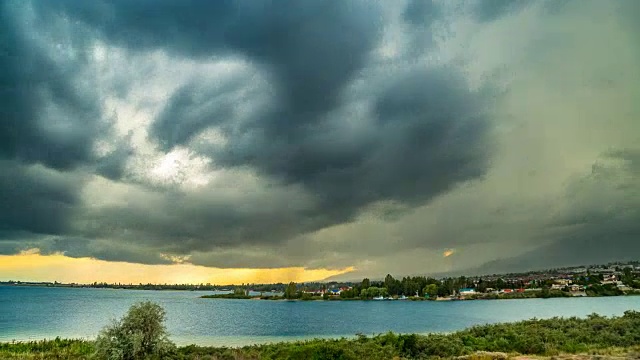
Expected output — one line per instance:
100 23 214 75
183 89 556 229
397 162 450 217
601 279 620 285
569 284 582 292
618 284 633 291
303 290 322 296
459 288 476 295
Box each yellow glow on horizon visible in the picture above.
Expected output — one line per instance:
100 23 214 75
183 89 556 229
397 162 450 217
0 252 354 285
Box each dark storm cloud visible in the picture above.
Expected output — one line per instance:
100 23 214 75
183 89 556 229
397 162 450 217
148 68 490 267
94 130 138 181
71 65 492 265
74 182 326 257
473 0 571 22
403 0 441 26
0 1 129 250
0 232 53 255
206 65 490 234
41 0 235 57
150 74 258 151
37 0 490 243
0 160 81 237
50 0 394 175
94 141 134 181
1 0 638 277
473 0 532 22
43 0 383 127
43 237 174 265
0 2 102 171
472 149 640 275
401 0 442 55
0 0 497 268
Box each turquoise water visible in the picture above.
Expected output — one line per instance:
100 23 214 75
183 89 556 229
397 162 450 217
1 286 639 347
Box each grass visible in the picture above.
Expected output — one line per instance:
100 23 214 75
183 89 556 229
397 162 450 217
0 337 94 359
2 311 640 359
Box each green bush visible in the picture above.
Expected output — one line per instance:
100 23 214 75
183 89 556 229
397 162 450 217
4 310 640 359
94 301 176 360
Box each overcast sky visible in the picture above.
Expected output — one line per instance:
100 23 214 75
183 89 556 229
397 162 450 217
1 0 639 283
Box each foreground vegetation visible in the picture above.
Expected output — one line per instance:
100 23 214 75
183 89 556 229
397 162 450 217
2 301 640 360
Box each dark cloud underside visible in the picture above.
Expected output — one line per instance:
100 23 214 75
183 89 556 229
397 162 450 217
0 0 638 275
35 0 491 252
0 2 100 171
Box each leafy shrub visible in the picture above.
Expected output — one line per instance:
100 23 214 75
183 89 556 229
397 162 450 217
94 301 176 360
5 310 640 359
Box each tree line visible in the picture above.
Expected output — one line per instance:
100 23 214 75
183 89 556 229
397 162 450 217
282 274 480 299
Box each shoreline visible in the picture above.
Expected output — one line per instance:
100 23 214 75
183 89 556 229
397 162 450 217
200 291 640 302
3 311 640 359
8 283 636 299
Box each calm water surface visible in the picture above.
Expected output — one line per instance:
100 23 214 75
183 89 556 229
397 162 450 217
1 286 639 346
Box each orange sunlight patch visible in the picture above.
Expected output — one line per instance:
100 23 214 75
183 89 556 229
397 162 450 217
0 251 354 285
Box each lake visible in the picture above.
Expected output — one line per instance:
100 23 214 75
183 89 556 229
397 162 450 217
1 286 639 347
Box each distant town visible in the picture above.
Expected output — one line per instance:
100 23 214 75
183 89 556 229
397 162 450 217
3 261 640 301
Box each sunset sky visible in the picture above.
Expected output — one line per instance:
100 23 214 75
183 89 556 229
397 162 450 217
1 0 639 285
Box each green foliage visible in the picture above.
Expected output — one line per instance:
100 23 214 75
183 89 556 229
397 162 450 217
587 284 624 296
5 311 640 359
423 284 438 298
284 282 298 299
360 286 388 299
300 292 315 301
339 288 358 298
176 312 640 359
94 301 176 360
0 338 93 359
233 287 247 296
361 278 370 290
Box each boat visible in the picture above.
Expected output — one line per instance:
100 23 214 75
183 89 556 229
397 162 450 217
373 296 384 300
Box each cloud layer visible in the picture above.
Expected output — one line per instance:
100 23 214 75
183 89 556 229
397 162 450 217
1 0 639 278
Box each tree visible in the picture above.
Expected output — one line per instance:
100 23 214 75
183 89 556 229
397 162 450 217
340 288 358 298
540 286 551 298
385 274 399 295
284 282 298 299
361 286 387 299
94 301 175 360
437 283 451 297
423 284 438 298
361 278 370 290
476 280 488 293
234 286 247 296
622 267 635 286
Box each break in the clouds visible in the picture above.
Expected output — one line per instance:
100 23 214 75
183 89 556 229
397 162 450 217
1 0 639 278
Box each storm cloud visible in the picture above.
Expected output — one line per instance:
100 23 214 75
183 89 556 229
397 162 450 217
1 0 639 277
